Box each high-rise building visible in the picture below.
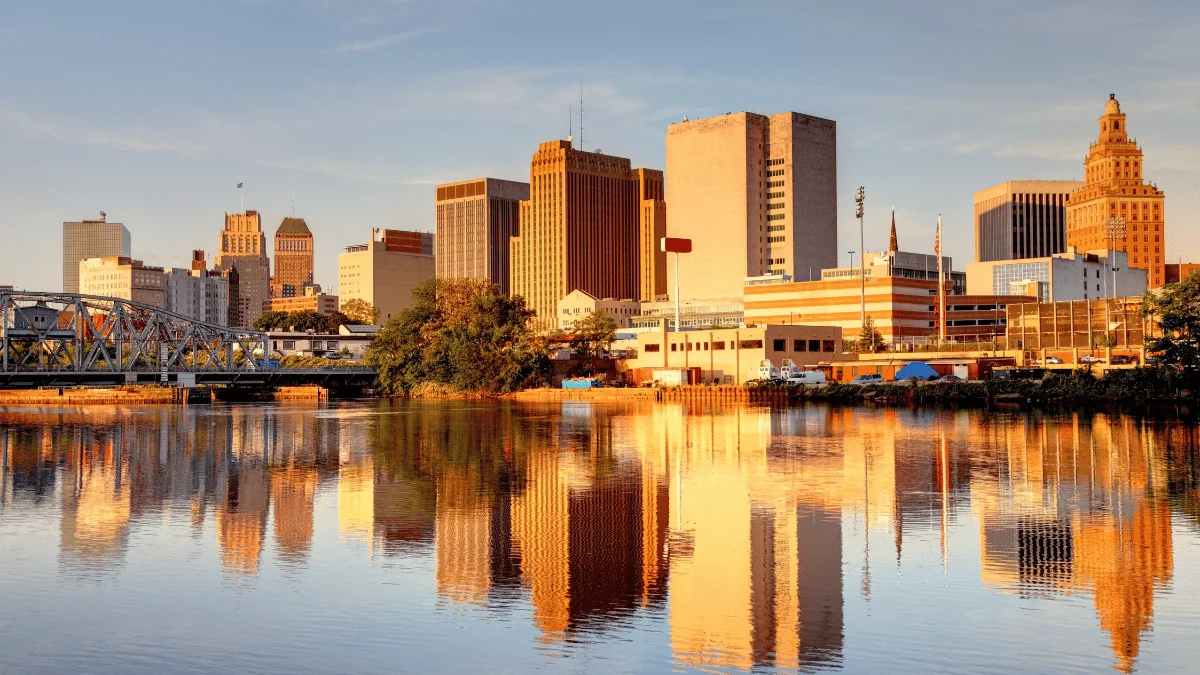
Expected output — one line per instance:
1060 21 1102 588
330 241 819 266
665 112 837 300
974 181 1084 262
78 256 165 308
1066 95 1167 287
271 217 314 298
509 140 652 330
214 210 271 328
265 286 339 316
631 168 668 302
435 178 529 295
62 212 131 293
338 228 435 322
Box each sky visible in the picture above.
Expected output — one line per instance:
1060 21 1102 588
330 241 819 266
2 0 1199 293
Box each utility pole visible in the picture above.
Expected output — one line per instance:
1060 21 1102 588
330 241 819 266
855 187 866 326
1104 216 1127 299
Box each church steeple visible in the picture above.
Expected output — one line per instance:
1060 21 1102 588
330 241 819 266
888 206 899 252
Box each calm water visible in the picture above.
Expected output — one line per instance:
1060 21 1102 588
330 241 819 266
2 401 1200 674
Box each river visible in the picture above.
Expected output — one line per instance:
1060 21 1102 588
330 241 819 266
2 400 1199 674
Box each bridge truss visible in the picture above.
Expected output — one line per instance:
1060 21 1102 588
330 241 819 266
1 291 267 376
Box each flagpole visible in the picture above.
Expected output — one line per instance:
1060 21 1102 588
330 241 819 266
937 215 946 342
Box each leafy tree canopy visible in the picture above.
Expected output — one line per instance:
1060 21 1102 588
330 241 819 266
1145 274 1200 372
858 315 884 353
570 310 618 360
340 298 380 325
366 278 549 394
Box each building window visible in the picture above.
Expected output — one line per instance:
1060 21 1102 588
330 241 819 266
807 339 820 352
773 339 786 351
282 341 295 350
670 343 677 352
312 341 323 350
739 340 764 349
822 340 835 352
644 344 660 352
794 339 807 352
712 341 726 350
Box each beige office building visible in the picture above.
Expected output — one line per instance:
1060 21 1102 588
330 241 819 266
63 213 131 293
556 290 641 330
214 210 271 328
338 228 435 322
435 178 529 295
510 140 652 331
974 181 1082 262
665 112 837 301
78 256 165 308
628 324 842 385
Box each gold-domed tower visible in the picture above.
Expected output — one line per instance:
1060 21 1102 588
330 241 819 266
1065 95 1166 287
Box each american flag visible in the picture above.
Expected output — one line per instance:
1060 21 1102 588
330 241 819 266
934 216 941 256
237 183 243 189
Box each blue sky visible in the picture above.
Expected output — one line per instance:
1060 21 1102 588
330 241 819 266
2 0 1198 292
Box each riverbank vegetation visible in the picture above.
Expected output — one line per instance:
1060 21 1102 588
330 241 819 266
366 279 549 395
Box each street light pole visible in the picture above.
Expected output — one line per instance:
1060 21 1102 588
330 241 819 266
1104 216 1127 299
855 187 866 327
847 250 856 268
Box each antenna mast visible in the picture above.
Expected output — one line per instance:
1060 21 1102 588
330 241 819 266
579 83 584 152
569 105 573 147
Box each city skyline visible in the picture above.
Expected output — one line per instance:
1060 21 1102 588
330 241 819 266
4 2 1200 293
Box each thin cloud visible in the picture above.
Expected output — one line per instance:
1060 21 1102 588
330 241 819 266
335 26 443 52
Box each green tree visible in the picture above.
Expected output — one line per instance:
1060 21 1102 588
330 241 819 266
340 298 380 325
253 311 291 331
858 315 884 353
1145 275 1200 372
570 310 618 360
322 311 353 333
366 278 549 394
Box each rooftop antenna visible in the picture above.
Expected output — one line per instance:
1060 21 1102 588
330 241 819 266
568 105 573 147
579 82 584 152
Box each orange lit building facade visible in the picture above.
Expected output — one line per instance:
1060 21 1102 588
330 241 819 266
510 140 655 330
1065 95 1166 287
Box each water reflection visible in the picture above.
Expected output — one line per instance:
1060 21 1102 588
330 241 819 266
2 402 1200 673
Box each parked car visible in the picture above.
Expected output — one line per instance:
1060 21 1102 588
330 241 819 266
936 374 962 383
1080 354 1106 364
849 373 883 385
787 370 826 385
1111 355 1139 365
1034 355 1064 365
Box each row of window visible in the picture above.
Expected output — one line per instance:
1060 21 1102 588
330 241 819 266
767 169 785 177
767 235 786 243
648 338 837 353
766 202 785 210
767 225 785 232
767 214 785 222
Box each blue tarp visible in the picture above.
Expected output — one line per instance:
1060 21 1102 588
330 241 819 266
895 361 938 381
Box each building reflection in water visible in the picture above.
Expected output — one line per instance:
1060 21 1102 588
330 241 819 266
2 402 1198 674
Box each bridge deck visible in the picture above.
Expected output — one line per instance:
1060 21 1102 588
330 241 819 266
0 367 377 390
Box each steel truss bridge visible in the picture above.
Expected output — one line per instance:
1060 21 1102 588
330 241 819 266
0 292 376 390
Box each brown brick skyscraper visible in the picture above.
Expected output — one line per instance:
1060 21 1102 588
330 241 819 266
271 217 314 297
510 140 657 330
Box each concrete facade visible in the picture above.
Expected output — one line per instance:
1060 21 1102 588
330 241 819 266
974 180 1083 262
965 247 1147 302
1066 95 1167 287
510 140 652 330
79 256 165 308
821 250 966 295
628 324 842 385
556 289 640 330
164 267 229 325
62 213 131 293
214 210 271 328
665 111 837 300
338 229 435 322
272 217 314 298
436 178 529 295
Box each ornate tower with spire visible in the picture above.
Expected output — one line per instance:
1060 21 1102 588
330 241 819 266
888 207 899 253
1065 95 1166 287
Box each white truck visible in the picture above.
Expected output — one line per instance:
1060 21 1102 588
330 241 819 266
758 359 825 385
